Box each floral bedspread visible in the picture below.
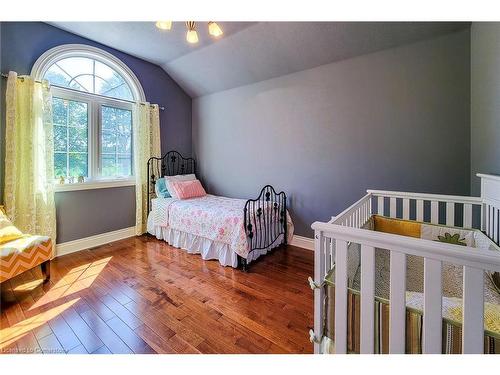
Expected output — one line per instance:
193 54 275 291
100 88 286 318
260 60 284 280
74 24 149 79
151 195 293 258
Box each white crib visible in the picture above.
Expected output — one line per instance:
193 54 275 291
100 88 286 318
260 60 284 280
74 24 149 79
310 173 500 354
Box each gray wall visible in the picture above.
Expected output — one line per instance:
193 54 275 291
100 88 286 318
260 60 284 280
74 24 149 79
471 23 500 196
0 22 192 243
193 30 471 237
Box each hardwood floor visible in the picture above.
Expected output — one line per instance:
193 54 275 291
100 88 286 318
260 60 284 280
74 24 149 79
0 236 314 354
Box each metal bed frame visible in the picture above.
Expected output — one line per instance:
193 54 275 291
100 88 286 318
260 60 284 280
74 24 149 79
147 150 287 271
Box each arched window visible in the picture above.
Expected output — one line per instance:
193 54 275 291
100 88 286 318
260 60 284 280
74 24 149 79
44 56 134 100
32 45 145 189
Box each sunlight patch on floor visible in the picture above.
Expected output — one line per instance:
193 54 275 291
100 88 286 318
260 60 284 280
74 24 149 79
0 298 79 349
27 256 112 311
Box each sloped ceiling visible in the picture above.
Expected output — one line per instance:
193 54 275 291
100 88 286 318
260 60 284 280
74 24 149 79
50 22 469 98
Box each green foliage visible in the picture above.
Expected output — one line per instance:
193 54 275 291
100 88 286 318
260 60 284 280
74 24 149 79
52 97 88 178
436 232 467 246
101 106 132 177
51 98 133 180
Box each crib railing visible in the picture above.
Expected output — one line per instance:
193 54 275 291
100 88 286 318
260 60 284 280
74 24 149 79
329 193 372 227
367 190 483 229
311 184 500 354
480 174 500 246
312 221 500 354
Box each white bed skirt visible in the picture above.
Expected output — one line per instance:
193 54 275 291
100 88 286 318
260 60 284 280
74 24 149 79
147 215 283 268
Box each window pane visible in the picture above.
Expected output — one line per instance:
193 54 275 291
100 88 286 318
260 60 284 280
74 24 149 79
68 101 88 127
54 125 67 152
100 105 133 178
101 106 117 131
57 57 93 79
69 127 88 152
52 97 88 179
54 153 67 178
117 155 132 176
101 131 116 153
43 57 134 100
117 133 131 153
101 154 117 177
52 97 67 125
45 65 71 88
69 153 88 177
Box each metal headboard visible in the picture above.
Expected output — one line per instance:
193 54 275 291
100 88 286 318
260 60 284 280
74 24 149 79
147 150 196 212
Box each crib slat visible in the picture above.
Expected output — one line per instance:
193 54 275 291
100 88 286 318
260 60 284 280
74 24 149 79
490 205 494 239
416 199 424 222
423 258 442 354
485 205 490 236
446 202 455 226
463 203 472 229
389 251 406 354
402 199 410 220
378 196 384 216
494 209 499 243
313 231 326 354
389 197 396 218
462 266 484 354
481 203 487 231
360 245 375 354
431 201 439 224
334 239 348 354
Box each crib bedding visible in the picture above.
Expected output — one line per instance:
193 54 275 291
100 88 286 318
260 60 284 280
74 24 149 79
147 194 293 265
322 215 500 354
323 273 500 354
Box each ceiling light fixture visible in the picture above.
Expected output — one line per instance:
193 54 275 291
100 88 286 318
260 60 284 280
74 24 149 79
208 22 223 37
154 21 224 44
155 21 172 30
186 21 199 44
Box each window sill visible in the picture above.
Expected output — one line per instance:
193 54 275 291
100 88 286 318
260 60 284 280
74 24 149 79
54 179 136 192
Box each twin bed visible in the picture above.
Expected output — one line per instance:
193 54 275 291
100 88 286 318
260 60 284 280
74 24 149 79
146 151 293 270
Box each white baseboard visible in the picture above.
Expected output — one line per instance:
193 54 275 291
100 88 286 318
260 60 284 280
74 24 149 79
290 235 314 251
56 227 312 256
56 226 136 257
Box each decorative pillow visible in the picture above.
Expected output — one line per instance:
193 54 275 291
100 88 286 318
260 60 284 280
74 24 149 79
169 179 206 199
373 215 421 238
420 224 475 247
164 174 196 199
154 177 171 198
0 210 24 245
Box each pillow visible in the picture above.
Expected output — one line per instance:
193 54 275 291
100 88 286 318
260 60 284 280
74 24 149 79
0 210 24 245
420 224 475 247
169 179 206 199
164 174 196 199
154 177 171 198
373 215 421 238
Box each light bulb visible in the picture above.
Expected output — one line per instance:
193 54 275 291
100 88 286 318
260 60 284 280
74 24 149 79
185 22 199 44
155 21 172 30
186 30 199 44
208 22 223 37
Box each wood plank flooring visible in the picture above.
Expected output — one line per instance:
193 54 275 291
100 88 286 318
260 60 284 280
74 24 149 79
0 236 313 354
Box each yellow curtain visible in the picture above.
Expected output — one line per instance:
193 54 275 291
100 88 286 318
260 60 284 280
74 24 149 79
133 103 161 235
4 72 56 243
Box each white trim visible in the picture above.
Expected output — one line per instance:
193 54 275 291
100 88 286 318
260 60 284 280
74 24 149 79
477 173 500 183
367 189 482 204
54 179 135 192
56 226 136 257
311 221 500 271
31 44 146 102
291 235 314 251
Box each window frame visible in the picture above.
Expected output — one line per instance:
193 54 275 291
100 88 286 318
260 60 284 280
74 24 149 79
32 45 145 192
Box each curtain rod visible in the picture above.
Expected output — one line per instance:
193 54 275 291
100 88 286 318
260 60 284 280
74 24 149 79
1 73 165 111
